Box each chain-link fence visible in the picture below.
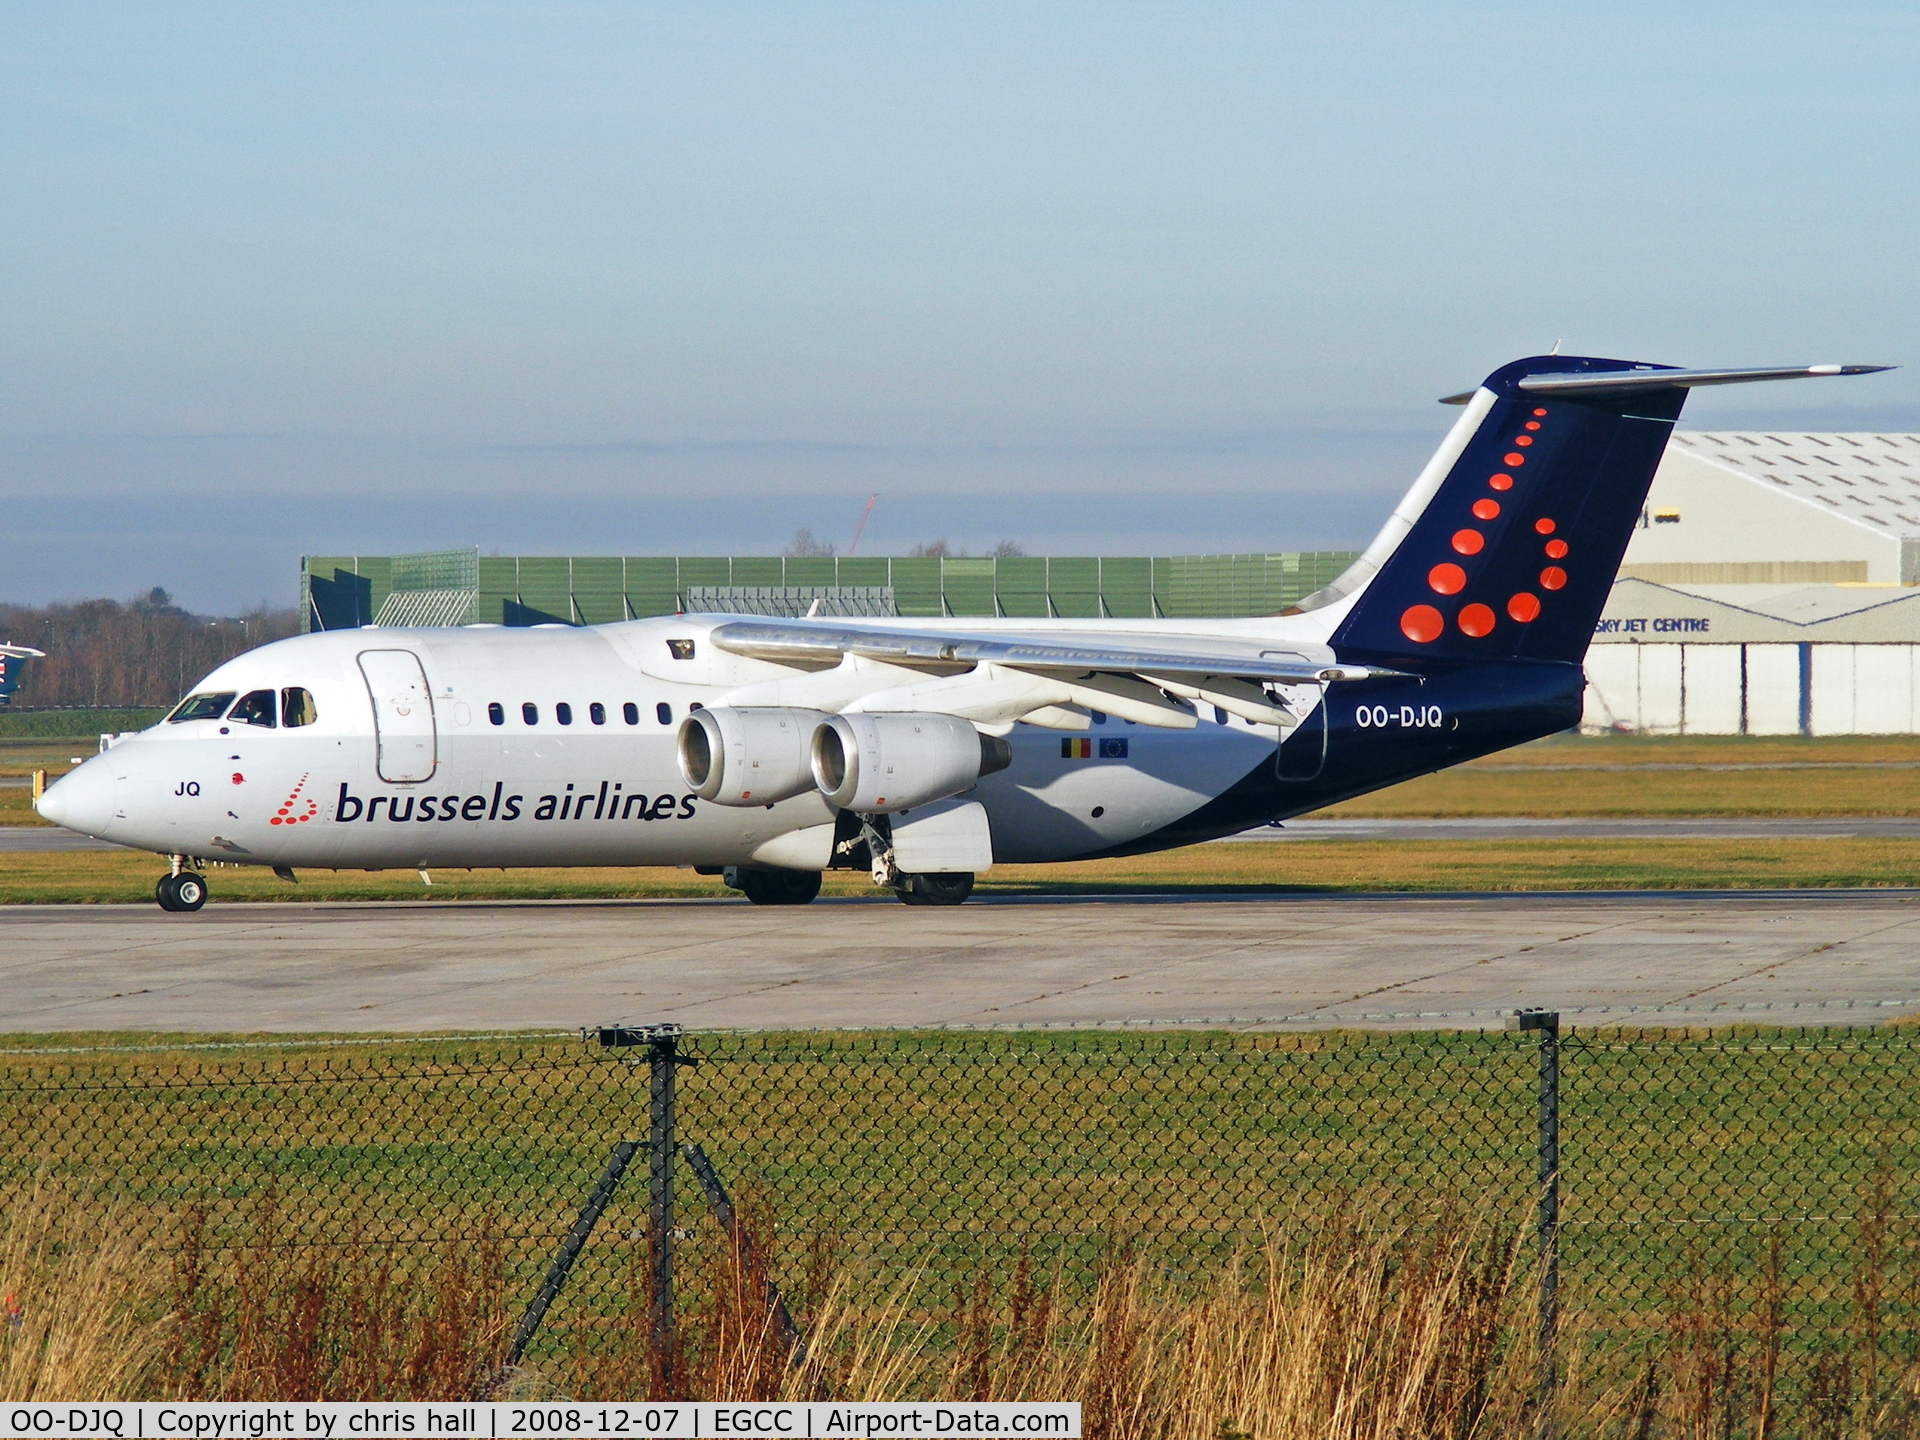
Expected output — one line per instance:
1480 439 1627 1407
3 1024 1919 1382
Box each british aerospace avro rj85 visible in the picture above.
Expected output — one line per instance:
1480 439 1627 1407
37 354 1890 911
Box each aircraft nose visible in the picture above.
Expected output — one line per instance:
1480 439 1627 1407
35 760 115 835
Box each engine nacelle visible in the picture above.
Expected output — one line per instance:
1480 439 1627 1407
810 712 1012 814
677 706 831 806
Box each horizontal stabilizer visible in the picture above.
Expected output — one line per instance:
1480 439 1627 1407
1441 363 1891 404
1518 364 1892 396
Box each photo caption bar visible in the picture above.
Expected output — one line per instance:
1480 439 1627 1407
0 1405 1080 1440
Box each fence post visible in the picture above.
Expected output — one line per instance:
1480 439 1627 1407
583 1024 690 1384
1510 1008 1560 1438
646 1026 683 1371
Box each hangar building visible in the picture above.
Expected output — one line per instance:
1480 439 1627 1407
1619 432 1920 585
1592 432 1920 734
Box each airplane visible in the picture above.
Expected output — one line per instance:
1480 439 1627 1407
35 353 1890 912
0 644 45 709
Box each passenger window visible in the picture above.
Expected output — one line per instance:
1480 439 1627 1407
281 687 318 728
522 703 538 725
229 690 277 728
487 702 505 726
556 702 573 726
589 702 606 725
622 702 639 725
168 692 237 723
656 702 673 725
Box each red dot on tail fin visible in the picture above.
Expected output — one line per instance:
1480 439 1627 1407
1400 606 1444 643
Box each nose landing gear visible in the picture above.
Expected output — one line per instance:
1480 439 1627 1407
155 861 208 912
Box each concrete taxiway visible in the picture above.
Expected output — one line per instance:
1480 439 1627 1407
3 890 1918 1034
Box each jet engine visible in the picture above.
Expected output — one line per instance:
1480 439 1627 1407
811 712 1012 814
677 706 831 806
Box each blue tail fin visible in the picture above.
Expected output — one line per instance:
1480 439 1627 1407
1330 353 1693 665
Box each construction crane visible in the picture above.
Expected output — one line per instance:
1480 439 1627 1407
845 493 878 556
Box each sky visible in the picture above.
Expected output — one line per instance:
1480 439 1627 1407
1 1 1916 612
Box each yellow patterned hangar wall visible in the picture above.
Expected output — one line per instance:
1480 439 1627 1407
299 549 1361 632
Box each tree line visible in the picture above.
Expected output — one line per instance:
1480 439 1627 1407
0 589 301 709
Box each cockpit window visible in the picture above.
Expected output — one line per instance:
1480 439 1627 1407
282 687 318 728
230 690 277 728
167 692 237 724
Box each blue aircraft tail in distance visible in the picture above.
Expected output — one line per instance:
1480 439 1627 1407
1329 356 1892 667
0 645 45 710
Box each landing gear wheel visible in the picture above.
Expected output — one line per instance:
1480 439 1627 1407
898 872 974 906
155 872 208 912
737 867 823 906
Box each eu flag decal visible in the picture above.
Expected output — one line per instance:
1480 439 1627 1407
1098 737 1129 759
1061 737 1093 759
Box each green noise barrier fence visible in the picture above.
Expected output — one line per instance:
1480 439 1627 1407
4 1025 1920 1395
300 550 1361 630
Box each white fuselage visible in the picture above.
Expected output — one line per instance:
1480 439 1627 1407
43 615 1314 870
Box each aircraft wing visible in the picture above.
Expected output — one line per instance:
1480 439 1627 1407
708 618 1395 683
706 618 1406 731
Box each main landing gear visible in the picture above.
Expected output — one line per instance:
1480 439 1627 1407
722 816 978 907
896 872 975 906
726 866 824 906
722 865 974 906
155 869 208 912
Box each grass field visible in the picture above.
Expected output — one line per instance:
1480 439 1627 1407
0 739 94 777
4 835 1920 903
0 708 165 740
1317 742 1920 816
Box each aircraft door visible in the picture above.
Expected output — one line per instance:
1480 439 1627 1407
358 650 438 783
1275 684 1328 782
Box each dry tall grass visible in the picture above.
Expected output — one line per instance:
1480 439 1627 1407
14 1184 1920 1437
750 1213 1530 1440
0 1185 174 1399
166 1198 510 1399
